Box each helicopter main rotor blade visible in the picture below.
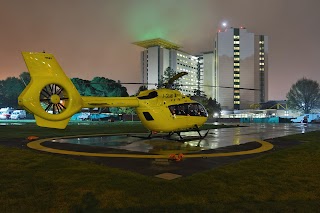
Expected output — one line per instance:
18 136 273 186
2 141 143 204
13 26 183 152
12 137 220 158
165 72 188 88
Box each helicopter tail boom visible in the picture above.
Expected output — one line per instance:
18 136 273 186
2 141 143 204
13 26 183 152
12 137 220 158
82 97 139 108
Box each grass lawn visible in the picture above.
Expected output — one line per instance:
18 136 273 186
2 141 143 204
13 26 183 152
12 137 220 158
0 122 320 212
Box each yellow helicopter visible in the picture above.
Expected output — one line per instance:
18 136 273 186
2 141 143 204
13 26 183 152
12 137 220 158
18 52 209 139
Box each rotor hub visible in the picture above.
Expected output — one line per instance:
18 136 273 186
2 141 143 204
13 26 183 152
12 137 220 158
50 94 61 104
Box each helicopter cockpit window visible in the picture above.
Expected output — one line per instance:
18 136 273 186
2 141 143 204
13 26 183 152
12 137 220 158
168 103 208 117
138 91 158 100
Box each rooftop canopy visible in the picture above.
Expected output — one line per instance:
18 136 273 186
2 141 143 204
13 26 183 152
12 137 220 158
133 38 181 50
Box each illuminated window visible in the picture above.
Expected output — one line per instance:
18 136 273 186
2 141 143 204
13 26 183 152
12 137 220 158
234 74 240 77
259 57 265 60
234 95 240 99
234 41 240 44
234 85 240 88
234 101 240 104
234 68 240 71
234 35 240 39
234 47 240 50
234 63 240 66
234 79 240 82
259 63 264 65
259 52 264 55
234 57 240 61
234 90 240 93
234 52 240 55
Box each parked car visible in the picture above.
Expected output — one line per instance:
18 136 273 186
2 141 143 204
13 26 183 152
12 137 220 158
78 112 91 120
0 107 14 119
10 110 27 119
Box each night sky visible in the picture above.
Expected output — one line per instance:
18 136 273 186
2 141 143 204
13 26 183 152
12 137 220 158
1 0 319 100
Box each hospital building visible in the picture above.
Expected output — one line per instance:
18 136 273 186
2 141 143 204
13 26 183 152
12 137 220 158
133 27 268 110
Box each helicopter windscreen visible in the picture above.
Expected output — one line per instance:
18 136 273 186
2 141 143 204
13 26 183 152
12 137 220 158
168 103 208 117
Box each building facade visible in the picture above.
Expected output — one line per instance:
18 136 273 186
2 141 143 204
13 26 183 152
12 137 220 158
196 52 214 97
211 27 268 110
133 28 268 110
133 38 201 96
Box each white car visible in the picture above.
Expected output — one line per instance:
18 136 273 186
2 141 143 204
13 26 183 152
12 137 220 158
10 110 27 119
0 107 14 119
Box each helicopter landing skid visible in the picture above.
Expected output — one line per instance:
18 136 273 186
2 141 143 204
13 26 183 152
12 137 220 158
128 129 209 142
178 129 209 140
165 127 210 141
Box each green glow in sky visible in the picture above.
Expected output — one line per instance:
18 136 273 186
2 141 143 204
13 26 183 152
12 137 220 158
123 0 197 42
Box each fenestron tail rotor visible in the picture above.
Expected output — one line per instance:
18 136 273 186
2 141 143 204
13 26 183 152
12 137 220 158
40 84 69 114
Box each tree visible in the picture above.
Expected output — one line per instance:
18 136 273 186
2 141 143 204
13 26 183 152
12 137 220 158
193 89 207 97
0 77 25 108
135 85 147 95
158 67 180 89
90 77 129 97
191 96 221 117
19 72 31 86
110 106 135 116
71 78 94 96
286 78 320 114
206 97 221 116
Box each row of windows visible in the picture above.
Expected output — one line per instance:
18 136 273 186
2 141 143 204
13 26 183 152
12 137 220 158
234 74 240 77
180 89 194 93
177 53 198 61
234 52 240 56
234 101 240 104
259 57 265 60
234 95 240 99
234 63 240 66
177 67 197 73
177 58 197 66
234 35 240 39
234 79 240 82
234 41 240 44
183 79 197 84
259 41 264 44
259 52 265 55
177 63 197 69
259 63 265 65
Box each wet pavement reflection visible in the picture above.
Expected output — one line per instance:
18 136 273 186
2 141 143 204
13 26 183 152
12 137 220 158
53 123 320 154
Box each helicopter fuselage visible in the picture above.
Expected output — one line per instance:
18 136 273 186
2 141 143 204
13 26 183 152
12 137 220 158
135 88 208 133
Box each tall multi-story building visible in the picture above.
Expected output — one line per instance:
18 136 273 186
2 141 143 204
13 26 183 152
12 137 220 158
210 27 268 110
196 52 214 97
133 28 268 110
133 38 200 96
255 35 269 103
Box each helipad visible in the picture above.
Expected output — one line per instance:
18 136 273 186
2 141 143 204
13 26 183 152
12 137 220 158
27 133 274 158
